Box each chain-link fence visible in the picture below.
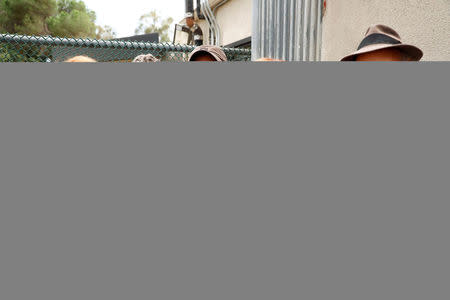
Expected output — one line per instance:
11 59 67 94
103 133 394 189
0 33 251 62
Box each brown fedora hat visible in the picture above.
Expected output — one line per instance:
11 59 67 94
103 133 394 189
341 24 423 61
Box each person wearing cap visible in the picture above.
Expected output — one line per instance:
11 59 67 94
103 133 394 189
65 55 97 62
188 45 228 62
341 24 423 62
132 54 160 62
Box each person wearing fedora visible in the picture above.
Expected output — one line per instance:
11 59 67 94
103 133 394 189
341 24 423 61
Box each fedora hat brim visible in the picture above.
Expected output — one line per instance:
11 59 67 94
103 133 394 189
341 43 423 61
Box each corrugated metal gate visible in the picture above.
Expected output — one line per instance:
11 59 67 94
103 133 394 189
252 0 324 61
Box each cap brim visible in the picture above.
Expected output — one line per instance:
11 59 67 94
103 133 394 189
341 43 423 61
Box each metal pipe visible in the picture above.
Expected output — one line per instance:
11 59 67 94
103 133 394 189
200 0 214 44
185 0 194 17
212 0 231 46
203 0 219 45
201 0 217 44
212 0 231 15
196 0 204 18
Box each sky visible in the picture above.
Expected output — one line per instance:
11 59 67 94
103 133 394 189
83 0 185 38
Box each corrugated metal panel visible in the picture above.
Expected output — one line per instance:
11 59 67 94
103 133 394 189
252 0 323 61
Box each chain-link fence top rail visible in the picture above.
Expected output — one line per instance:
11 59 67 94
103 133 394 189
0 33 251 62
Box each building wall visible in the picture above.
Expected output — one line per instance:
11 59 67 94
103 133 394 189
215 0 252 46
321 0 450 61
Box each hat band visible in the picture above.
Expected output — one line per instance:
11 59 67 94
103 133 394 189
357 33 401 50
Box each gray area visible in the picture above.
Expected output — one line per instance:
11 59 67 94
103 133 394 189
0 63 449 300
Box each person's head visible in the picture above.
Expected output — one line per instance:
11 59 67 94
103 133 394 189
355 48 409 61
255 57 285 62
192 53 216 61
65 55 97 63
341 24 423 62
185 17 195 28
184 12 195 28
132 54 160 62
188 45 228 62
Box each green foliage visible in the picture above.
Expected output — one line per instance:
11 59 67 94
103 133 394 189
135 10 173 43
47 0 97 38
0 42 49 62
0 0 100 38
0 0 57 35
0 0 109 62
56 0 89 13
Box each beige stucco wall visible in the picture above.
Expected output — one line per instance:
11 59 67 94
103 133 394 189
215 0 252 46
321 0 450 61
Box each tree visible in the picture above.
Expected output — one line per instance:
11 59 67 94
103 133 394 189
135 10 173 43
0 0 114 62
0 0 106 38
96 24 116 40
0 0 57 62
0 0 57 35
47 0 97 38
